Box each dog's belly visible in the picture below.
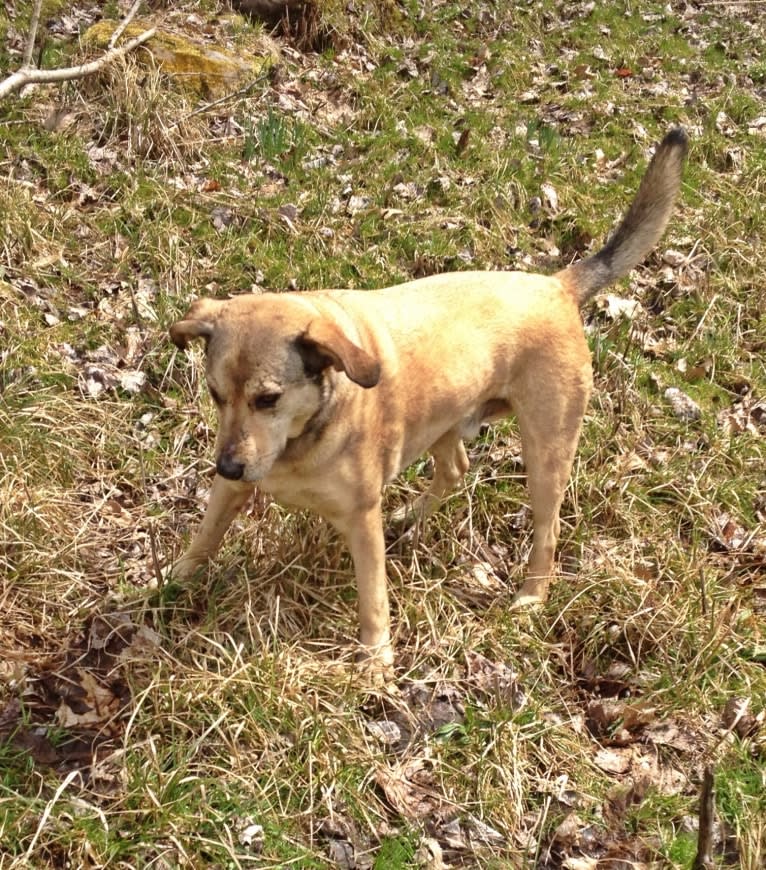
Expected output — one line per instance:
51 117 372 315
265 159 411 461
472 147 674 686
459 397 513 439
396 396 514 470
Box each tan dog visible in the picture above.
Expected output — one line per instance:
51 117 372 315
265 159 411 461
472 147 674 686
169 129 687 672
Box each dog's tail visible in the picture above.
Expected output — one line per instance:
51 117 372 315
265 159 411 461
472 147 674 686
557 128 688 306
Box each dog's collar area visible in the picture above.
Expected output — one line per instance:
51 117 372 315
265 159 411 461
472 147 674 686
285 407 323 448
281 375 334 458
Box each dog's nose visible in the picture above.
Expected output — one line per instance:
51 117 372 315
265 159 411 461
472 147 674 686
216 453 245 480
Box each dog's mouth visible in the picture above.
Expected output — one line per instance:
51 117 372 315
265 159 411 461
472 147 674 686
215 445 285 483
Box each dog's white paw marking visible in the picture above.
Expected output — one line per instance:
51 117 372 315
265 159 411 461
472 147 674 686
510 587 548 611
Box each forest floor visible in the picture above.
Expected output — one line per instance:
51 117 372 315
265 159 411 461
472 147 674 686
1 1 764 867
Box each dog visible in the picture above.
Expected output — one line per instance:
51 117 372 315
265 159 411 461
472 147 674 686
168 128 688 674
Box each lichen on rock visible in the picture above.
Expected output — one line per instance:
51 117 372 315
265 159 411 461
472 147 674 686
83 20 278 98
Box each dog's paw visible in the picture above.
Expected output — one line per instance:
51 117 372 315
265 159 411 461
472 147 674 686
164 557 205 583
510 576 551 611
389 502 419 528
510 590 546 611
390 492 440 529
355 641 395 687
356 659 395 688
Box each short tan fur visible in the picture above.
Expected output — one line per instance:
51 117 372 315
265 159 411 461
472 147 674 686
169 129 688 676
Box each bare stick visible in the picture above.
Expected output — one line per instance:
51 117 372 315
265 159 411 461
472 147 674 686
692 765 715 870
22 0 43 68
109 0 144 50
168 69 271 129
0 28 156 100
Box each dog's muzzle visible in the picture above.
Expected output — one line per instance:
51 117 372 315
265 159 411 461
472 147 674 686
216 452 245 480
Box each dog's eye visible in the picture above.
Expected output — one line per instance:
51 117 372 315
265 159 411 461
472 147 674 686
252 392 282 410
209 386 223 406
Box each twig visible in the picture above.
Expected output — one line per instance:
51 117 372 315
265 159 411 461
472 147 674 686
22 0 43 68
167 69 271 129
692 765 715 870
147 521 165 594
688 292 719 343
25 770 80 859
0 28 156 100
109 0 144 50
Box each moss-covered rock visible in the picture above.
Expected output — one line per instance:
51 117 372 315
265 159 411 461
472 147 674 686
83 20 279 98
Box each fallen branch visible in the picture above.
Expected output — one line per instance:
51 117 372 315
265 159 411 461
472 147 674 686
0 25 156 100
22 0 43 69
109 0 143 50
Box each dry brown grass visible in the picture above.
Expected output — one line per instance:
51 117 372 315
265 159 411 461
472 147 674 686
1 1 765 867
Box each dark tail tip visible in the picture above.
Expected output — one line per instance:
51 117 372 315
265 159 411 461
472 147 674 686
657 127 689 160
662 126 689 153
556 126 689 304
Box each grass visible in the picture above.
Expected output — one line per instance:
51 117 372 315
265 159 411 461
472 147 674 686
1 0 765 867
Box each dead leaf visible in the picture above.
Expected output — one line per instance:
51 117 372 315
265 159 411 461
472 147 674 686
237 820 264 850
721 696 763 739
465 650 526 710
644 720 698 753
597 294 643 320
594 746 632 774
375 758 445 819
211 206 236 231
365 719 402 747
540 181 559 213
709 511 749 551
664 387 701 422
56 669 123 729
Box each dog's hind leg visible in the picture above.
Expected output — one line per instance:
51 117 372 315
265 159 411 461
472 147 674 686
171 475 255 580
392 431 469 526
511 373 590 608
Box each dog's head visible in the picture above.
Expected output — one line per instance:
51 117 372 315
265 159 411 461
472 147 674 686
170 295 380 482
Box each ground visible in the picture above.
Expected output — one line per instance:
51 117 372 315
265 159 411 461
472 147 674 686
0 1 764 867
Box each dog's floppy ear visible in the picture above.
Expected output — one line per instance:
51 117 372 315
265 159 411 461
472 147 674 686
299 319 381 388
170 298 224 350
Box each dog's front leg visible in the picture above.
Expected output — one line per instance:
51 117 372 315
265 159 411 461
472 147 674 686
171 475 255 580
334 503 393 675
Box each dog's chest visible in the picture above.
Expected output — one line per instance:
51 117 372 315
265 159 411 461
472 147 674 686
258 466 350 518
